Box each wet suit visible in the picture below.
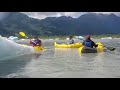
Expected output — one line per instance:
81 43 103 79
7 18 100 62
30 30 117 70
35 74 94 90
82 39 98 48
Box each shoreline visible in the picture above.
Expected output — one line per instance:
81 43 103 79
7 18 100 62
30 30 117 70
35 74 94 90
2 34 120 40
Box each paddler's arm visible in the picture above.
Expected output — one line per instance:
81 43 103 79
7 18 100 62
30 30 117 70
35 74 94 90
67 40 70 44
38 40 42 46
92 41 98 48
82 41 85 46
29 39 33 44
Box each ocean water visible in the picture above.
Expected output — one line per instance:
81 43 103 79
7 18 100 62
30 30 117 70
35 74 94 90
0 36 120 78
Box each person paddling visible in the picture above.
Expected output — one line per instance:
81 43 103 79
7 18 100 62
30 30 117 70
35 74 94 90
30 36 42 47
82 35 98 48
67 35 74 44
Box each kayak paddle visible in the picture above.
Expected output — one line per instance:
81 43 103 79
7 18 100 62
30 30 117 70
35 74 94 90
19 32 28 38
98 43 116 51
19 32 50 50
104 46 116 51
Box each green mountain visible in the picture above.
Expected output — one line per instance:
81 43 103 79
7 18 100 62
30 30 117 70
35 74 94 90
0 12 120 37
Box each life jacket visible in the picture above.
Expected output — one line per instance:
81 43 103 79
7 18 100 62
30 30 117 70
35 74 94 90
30 39 42 46
84 40 92 47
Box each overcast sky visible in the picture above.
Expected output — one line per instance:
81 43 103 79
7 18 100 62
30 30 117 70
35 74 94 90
21 12 120 19
22 12 86 19
0 12 120 20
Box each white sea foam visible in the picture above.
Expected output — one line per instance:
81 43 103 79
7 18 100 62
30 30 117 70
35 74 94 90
0 36 35 60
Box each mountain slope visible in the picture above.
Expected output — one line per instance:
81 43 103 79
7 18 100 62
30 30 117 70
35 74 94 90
0 12 120 36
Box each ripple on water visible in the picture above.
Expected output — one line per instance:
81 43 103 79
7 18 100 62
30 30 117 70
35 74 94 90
0 39 120 78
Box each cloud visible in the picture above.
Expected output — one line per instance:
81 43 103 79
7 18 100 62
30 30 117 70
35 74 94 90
22 12 62 19
0 12 120 21
22 12 85 19
22 12 120 19
94 12 120 16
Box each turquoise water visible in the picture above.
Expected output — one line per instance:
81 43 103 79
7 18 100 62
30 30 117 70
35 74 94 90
0 38 120 78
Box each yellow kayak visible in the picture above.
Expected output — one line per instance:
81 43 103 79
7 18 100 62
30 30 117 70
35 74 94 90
22 44 43 52
33 46 43 52
78 42 104 53
54 42 82 48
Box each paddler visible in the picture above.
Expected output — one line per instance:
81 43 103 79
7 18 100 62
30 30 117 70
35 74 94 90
29 36 42 47
82 35 98 48
67 35 74 44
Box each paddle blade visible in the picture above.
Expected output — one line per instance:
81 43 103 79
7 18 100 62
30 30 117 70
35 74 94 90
19 32 26 37
107 47 116 51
